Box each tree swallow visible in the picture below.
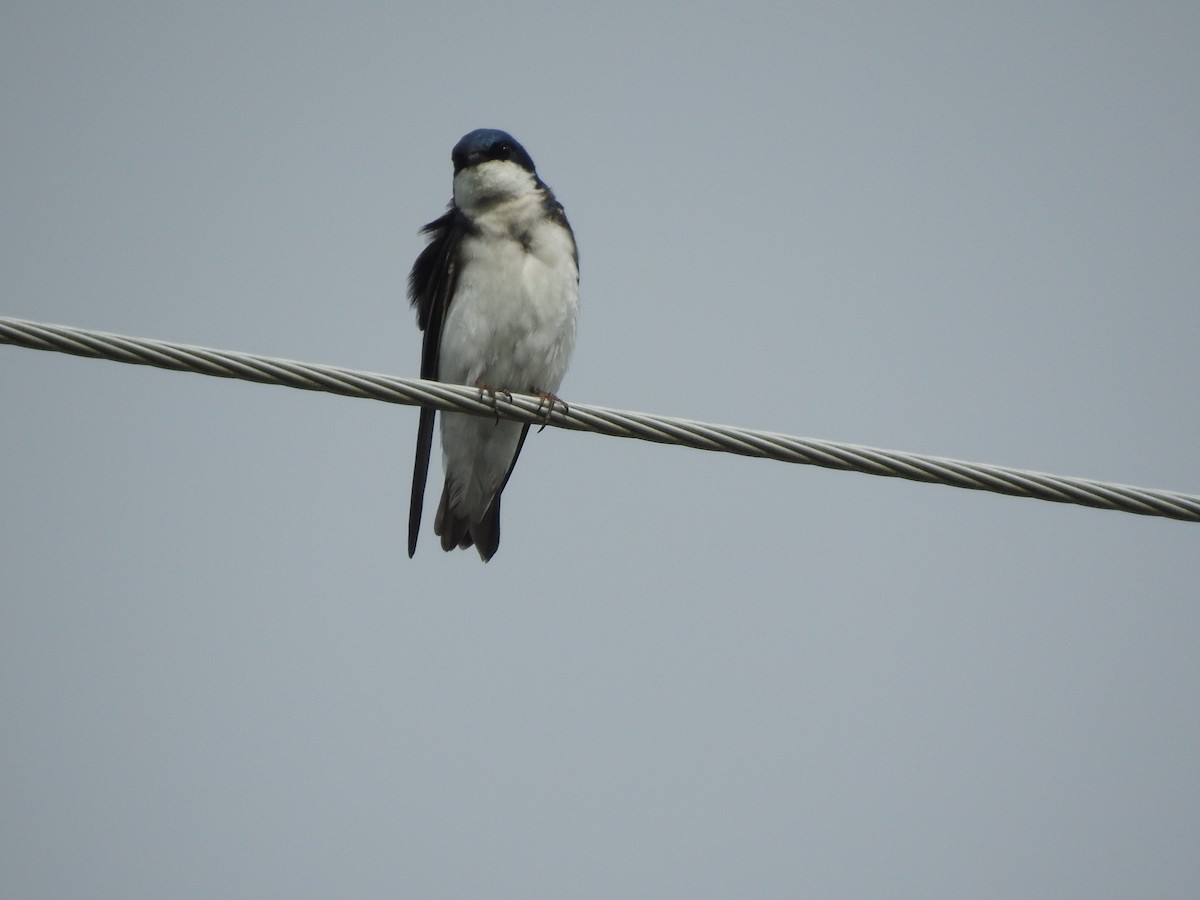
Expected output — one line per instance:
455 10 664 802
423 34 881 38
407 129 579 561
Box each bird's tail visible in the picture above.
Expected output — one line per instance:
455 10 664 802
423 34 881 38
434 482 501 562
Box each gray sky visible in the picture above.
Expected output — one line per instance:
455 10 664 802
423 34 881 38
3 3 1198 897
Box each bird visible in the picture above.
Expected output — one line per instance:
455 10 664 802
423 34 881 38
407 128 579 561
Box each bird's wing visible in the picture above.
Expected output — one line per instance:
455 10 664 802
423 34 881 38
407 207 468 557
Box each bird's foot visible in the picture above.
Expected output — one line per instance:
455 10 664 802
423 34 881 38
533 390 568 433
475 379 513 423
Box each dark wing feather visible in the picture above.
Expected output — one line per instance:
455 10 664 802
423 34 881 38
531 179 579 272
407 207 468 558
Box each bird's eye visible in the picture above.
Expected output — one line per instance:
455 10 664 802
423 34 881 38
493 142 511 160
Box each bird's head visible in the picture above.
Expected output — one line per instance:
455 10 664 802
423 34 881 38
451 128 541 212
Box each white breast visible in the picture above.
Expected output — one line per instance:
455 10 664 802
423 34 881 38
437 194 579 395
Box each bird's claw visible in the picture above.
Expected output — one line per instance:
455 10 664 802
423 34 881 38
533 390 568 433
475 379 513 423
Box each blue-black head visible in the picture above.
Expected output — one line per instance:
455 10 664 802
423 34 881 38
452 129 537 175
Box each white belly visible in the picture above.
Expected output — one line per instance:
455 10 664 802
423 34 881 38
437 219 579 520
438 226 578 393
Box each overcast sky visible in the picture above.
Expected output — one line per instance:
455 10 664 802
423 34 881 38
2 3 1198 898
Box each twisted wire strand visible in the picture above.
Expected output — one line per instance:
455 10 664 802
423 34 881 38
2 314 1197 524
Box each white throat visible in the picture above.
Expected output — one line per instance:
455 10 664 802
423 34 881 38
453 160 539 216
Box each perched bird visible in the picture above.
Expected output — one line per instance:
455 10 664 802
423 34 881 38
407 129 579 561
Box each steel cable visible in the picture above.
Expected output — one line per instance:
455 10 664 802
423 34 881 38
2 315 1197 523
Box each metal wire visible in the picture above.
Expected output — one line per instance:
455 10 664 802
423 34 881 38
2 314 1198 524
